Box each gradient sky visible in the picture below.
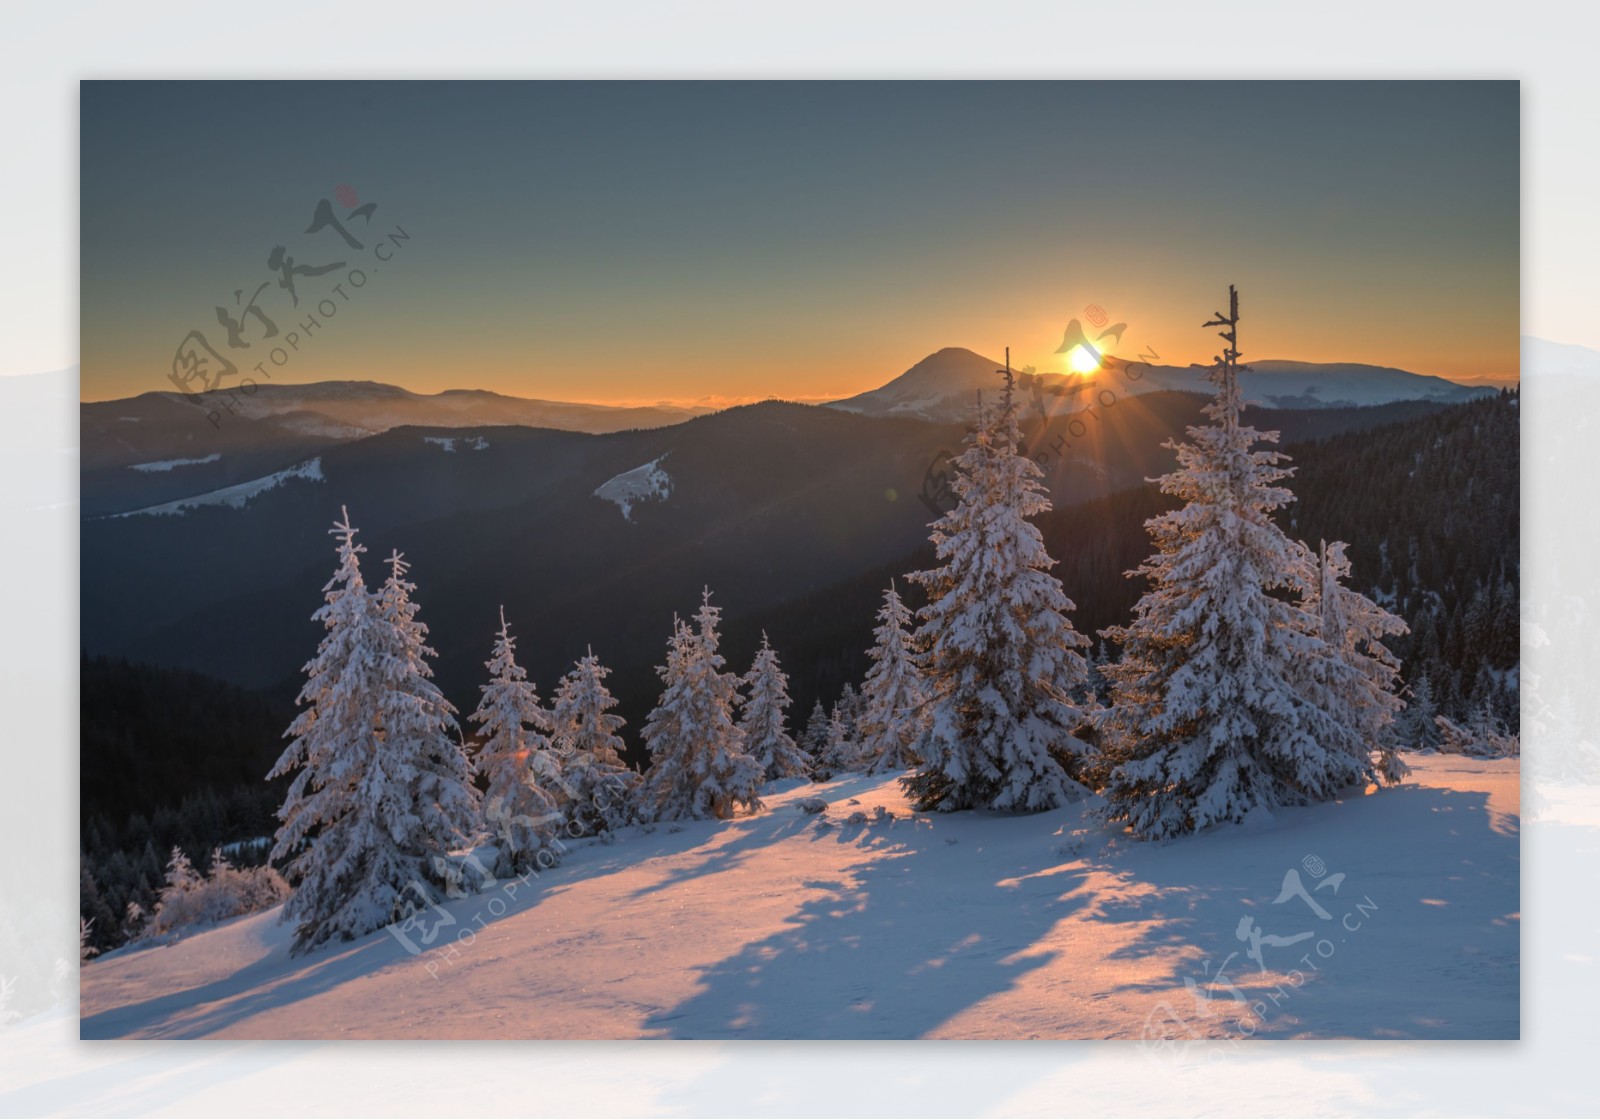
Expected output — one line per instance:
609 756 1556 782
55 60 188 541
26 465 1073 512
80 80 1518 404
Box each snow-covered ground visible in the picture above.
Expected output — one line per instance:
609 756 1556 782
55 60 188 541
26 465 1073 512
78 754 1517 1040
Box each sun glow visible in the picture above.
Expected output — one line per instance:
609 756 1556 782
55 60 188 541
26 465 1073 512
1064 345 1103 375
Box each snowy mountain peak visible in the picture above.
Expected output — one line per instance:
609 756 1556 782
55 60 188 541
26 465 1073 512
828 348 1005 420
829 348 1500 422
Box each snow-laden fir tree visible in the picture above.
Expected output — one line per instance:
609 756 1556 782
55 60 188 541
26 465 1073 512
372 550 480 863
737 632 810 781
269 511 476 954
1102 288 1374 840
151 847 201 925
549 646 639 836
801 699 831 774
1304 539 1410 785
838 683 865 743
858 580 928 774
1402 671 1442 751
819 701 865 776
904 357 1094 812
470 606 565 876
1086 640 1117 711
638 591 764 821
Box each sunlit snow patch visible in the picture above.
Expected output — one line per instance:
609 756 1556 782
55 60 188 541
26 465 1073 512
114 458 324 517
128 453 221 472
594 454 672 522
423 435 489 452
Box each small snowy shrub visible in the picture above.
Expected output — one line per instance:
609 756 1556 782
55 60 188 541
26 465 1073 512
141 848 289 942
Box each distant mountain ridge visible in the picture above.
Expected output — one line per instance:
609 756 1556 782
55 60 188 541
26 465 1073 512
78 346 1504 517
79 382 712 516
84 381 706 462
827 347 1504 422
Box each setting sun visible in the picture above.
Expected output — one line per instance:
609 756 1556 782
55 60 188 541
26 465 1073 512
1065 344 1103 375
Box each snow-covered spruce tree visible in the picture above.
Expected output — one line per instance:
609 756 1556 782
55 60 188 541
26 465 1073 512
550 646 640 836
638 592 764 821
858 580 928 774
838 683 865 742
1102 288 1373 840
903 360 1094 812
470 607 565 876
372 550 480 865
820 701 865 775
269 511 474 954
1403 672 1442 751
801 699 831 777
1086 641 1114 706
1304 539 1410 785
147 847 201 934
737 632 810 781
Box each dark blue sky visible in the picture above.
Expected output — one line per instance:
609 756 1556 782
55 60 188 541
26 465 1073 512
81 81 1518 402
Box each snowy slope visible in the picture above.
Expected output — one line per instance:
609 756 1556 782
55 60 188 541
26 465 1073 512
79 755 1517 1040
593 454 672 521
110 459 324 517
128 454 221 473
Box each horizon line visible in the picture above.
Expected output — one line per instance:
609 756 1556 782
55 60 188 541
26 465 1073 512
67 344 1530 406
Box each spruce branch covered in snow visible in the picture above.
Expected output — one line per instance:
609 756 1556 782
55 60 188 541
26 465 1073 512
1436 713 1520 758
549 646 639 835
638 590 764 821
1102 288 1375 840
1377 742 1411 785
903 357 1094 812
737 632 810 781
268 509 476 954
858 580 928 775
470 606 566 876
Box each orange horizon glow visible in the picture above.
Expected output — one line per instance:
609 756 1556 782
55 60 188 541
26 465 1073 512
79 320 1523 406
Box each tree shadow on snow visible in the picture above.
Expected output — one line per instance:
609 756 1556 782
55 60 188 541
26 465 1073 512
1085 782 1520 1040
641 806 1095 1039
